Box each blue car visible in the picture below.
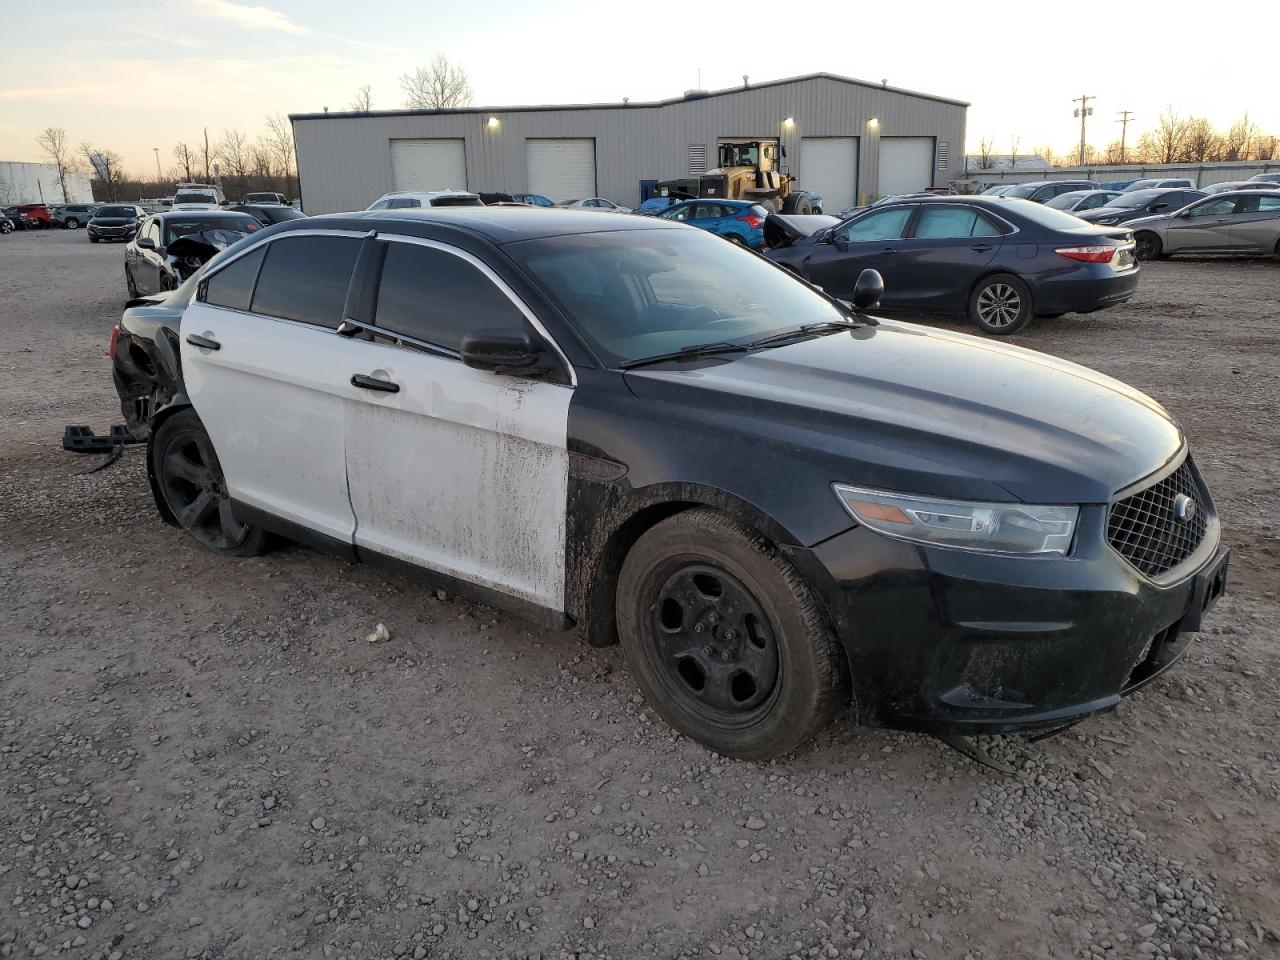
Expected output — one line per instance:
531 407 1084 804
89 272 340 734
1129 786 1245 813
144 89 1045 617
511 193 556 207
656 198 770 248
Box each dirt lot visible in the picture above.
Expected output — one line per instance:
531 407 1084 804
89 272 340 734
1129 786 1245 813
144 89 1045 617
1 228 1278 960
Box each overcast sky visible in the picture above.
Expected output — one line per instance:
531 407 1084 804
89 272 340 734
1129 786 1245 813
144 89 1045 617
2 0 1275 176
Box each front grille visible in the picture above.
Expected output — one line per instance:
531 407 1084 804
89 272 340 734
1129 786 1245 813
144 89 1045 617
1107 458 1208 577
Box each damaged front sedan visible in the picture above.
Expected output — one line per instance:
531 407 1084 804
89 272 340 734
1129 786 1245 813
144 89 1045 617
104 209 1228 762
124 210 260 299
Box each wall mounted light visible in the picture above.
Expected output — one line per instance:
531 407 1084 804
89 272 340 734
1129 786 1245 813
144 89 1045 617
487 116 500 129
867 117 880 130
782 117 795 129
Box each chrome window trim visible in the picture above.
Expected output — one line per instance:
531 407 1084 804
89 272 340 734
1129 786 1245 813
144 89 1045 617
197 227 577 387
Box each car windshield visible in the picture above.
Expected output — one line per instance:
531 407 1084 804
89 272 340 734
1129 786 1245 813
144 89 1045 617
1002 183 1046 199
1101 189 1165 209
97 206 136 217
175 193 216 203
506 228 848 367
164 217 257 245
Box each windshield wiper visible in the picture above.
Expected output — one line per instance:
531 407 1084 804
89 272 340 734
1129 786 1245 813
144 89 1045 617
745 320 857 349
620 341 751 370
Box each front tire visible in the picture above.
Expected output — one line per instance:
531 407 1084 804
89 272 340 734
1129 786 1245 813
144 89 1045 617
725 233 749 246
89 235 99 243
151 409 268 556
969 274 1032 335
65 217 79 229
1134 232 1163 261
616 508 845 760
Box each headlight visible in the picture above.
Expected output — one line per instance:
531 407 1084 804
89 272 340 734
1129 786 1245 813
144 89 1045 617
1096 217 1119 224
833 484 1078 556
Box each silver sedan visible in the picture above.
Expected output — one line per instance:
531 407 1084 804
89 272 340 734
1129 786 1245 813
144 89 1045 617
1127 191 1280 261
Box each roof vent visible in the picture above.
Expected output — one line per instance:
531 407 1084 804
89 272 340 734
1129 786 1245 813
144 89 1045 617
683 89 709 101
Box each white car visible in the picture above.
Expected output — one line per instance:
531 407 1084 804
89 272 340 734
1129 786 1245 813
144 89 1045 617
173 182 225 207
367 191 483 210
557 197 632 214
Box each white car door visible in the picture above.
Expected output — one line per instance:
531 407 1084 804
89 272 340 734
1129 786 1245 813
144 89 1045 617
342 236 573 612
181 232 365 543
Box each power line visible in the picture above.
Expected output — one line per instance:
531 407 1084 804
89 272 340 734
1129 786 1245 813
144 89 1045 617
1116 110 1135 163
1072 94 1095 165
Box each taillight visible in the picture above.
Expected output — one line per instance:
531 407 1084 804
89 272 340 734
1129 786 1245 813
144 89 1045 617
738 213 763 229
1054 245 1115 263
108 323 120 359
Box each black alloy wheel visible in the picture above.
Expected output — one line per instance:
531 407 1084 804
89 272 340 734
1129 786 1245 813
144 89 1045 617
151 410 267 555
1134 232 1163 261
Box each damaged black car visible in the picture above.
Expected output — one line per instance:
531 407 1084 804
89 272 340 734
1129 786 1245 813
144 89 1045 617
108 209 1228 761
124 210 260 299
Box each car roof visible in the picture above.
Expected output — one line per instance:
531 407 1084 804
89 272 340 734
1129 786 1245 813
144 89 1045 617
155 209 257 220
291 207 682 243
669 197 757 207
375 190 479 200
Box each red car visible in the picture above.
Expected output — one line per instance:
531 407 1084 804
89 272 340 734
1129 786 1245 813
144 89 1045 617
5 204 52 229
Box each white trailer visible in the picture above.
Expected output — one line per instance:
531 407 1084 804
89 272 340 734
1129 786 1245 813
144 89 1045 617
0 161 94 205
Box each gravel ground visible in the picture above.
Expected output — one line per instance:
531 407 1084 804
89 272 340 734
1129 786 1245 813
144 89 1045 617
1 229 1278 960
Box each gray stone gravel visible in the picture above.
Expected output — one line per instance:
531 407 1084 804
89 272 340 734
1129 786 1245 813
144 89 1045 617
1 230 1278 959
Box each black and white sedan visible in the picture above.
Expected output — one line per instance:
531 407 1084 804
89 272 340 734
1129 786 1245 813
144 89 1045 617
110 209 1227 759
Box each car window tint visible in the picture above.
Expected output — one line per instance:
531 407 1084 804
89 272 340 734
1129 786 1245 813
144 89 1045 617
1188 198 1236 217
374 242 524 351
251 236 361 328
1256 196 1280 212
203 247 266 311
368 198 391 210
665 206 691 222
387 198 421 209
839 207 913 242
914 207 985 239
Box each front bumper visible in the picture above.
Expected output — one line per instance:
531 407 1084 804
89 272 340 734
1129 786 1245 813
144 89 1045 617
1033 265 1140 316
789 503 1226 735
88 226 136 240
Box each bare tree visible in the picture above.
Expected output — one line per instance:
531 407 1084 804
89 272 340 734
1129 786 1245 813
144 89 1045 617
1137 108 1191 164
217 128 251 180
173 141 196 181
201 128 214 181
1030 143 1058 167
80 143 124 200
249 140 275 190
35 127 72 202
350 84 373 112
975 137 995 170
1101 140 1127 165
1183 117 1220 163
1008 136 1020 169
1254 135 1278 161
263 113 296 178
401 54 472 109
1221 114 1256 162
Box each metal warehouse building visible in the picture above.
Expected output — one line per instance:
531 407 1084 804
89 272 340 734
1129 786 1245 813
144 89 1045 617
290 73 967 215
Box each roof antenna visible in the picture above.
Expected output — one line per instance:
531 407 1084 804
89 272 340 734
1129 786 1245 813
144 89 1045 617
742 74 749 88
323 105 329 113
881 79 887 87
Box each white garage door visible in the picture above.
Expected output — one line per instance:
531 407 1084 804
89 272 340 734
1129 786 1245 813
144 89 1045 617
878 137 935 198
800 137 858 213
527 139 596 202
390 139 467 192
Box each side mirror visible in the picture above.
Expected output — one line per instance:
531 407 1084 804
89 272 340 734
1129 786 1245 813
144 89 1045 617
460 328 548 375
136 237 156 250
852 269 884 310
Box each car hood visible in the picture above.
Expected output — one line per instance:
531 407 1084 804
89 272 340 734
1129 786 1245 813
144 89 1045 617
763 213 840 249
91 217 138 226
624 320 1183 505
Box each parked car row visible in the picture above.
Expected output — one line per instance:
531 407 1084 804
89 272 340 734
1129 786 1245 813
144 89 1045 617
105 204 1229 760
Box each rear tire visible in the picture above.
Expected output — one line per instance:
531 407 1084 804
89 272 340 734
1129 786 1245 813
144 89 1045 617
1134 232 1163 261
968 274 1032 335
616 508 845 760
151 409 268 556
726 233 749 246
89 236 99 243
0 220 12 235
65 217 79 229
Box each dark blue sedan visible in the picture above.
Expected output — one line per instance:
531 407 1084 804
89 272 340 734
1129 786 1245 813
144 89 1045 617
765 196 1140 335
656 198 770 249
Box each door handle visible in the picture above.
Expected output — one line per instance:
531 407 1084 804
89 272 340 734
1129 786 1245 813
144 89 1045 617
880 247 896 254
351 373 400 393
185 333 221 351
971 243 994 252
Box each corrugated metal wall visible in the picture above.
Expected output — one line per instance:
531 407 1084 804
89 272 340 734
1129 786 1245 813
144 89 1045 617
292 76 967 215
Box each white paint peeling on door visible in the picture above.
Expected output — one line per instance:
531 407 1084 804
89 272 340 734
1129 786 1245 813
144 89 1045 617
342 339 571 612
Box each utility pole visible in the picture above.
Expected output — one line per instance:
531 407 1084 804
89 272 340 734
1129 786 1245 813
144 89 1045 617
1072 94 1095 166
153 146 162 182
1116 110 1135 163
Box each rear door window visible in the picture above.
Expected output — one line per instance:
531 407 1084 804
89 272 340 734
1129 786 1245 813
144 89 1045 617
203 247 267 312
912 206 1003 239
251 235 361 328
373 241 525 352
